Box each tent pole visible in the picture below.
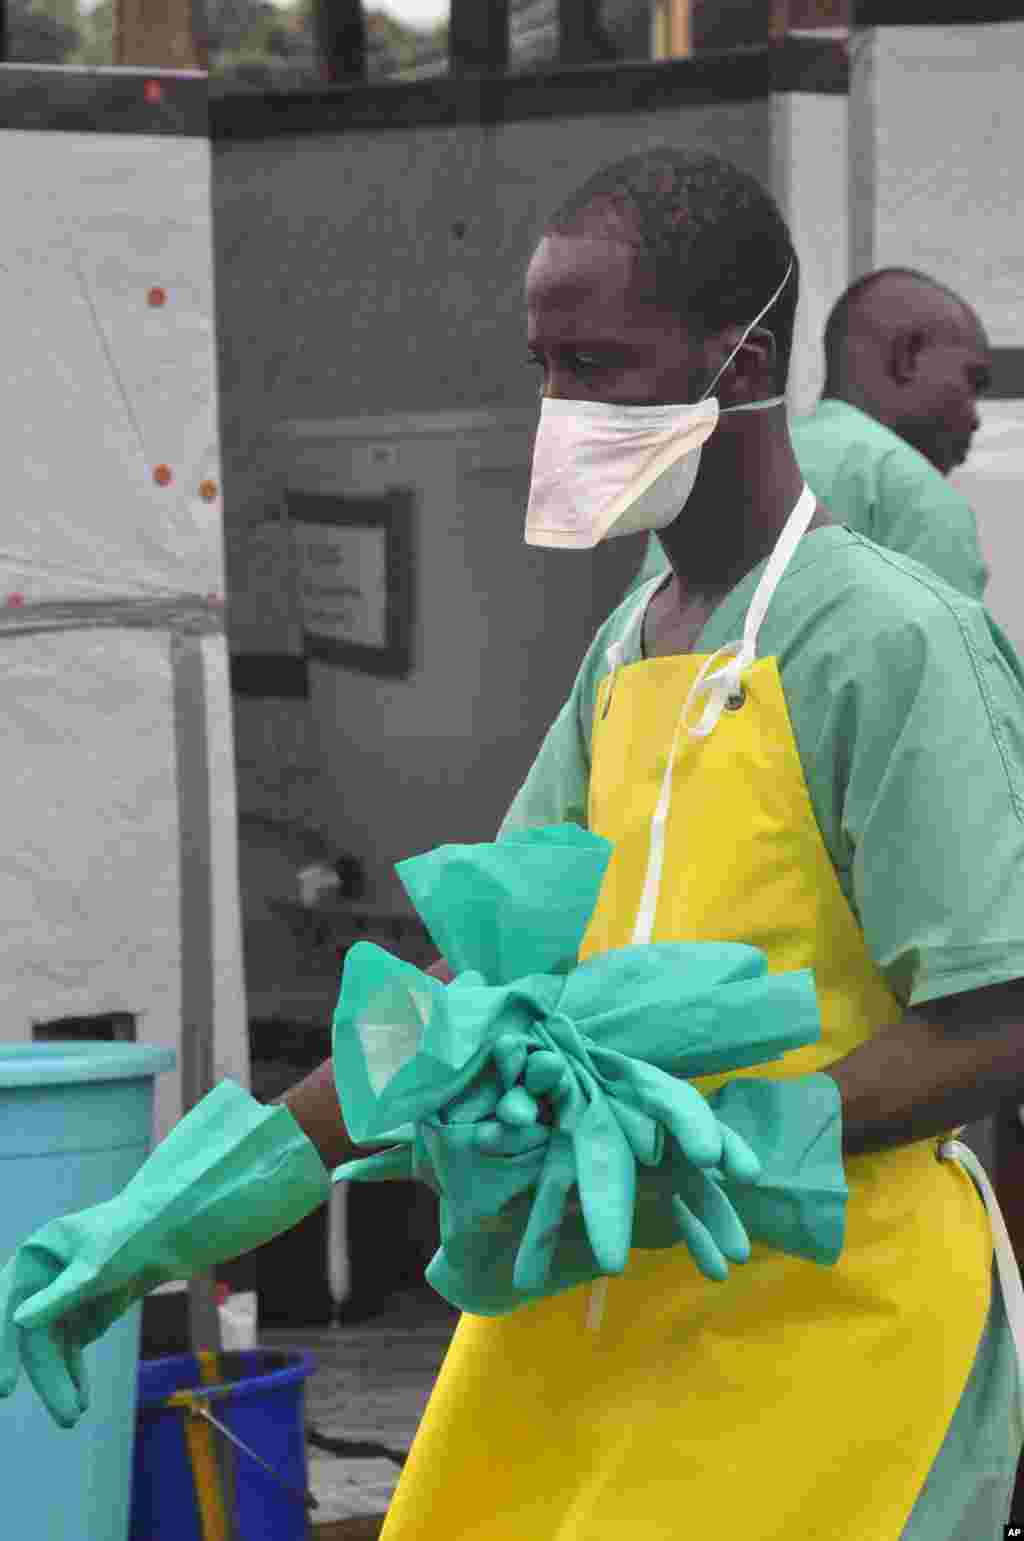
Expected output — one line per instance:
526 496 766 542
173 631 224 1360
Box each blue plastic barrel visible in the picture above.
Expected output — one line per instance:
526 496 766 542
131 1349 317 1541
0 1042 176 1541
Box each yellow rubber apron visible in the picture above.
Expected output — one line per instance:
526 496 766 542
381 487 1023 1541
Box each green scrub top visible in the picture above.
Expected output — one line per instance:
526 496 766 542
625 399 990 602
499 523 1024 1538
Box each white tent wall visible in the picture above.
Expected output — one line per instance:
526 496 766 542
849 22 1024 659
0 69 250 1149
771 89 849 416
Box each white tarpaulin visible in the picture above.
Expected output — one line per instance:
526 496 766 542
0 94 249 1148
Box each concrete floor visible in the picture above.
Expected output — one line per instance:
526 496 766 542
260 1291 458 1531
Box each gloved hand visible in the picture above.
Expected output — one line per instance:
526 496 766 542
447 1049 761 1291
625 1136 757 1283
704 1073 848 1264
0 1080 331 1429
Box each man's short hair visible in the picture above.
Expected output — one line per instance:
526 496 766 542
543 148 799 392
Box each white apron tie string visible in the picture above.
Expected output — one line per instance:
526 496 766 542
939 1138 1024 1430
586 1276 610 1332
632 484 818 949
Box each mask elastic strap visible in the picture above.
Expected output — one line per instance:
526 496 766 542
701 260 794 405
720 395 785 417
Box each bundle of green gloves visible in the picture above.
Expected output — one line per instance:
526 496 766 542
333 824 846 1313
0 824 846 1430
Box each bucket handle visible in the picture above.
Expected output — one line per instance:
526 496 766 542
175 1392 320 1513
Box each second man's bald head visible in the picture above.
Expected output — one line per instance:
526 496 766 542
822 268 990 473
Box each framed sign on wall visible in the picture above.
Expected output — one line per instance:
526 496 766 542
287 488 415 679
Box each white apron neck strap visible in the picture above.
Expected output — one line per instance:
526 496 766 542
740 482 818 663
682 482 818 740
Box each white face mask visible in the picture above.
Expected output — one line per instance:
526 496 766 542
524 262 792 550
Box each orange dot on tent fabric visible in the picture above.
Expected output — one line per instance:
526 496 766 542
148 287 167 307
154 465 173 486
6 593 24 607
144 81 164 105
199 480 219 502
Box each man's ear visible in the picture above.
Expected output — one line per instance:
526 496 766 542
714 325 777 402
744 326 778 385
889 328 926 385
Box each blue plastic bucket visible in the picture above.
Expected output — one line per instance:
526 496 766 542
131 1349 317 1541
0 1042 176 1541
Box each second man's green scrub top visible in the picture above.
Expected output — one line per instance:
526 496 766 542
499 524 1024 1539
625 398 990 602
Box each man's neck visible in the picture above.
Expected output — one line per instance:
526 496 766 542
657 420 812 604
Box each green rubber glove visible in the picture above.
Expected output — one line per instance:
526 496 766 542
0 1080 331 1429
706 1073 848 1264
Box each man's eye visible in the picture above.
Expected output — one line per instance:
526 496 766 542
525 354 604 374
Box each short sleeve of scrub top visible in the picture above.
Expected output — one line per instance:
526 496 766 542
500 526 1024 1011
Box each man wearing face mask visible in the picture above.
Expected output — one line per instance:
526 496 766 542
625 266 992 602
374 151 1024 1541
4 149 1024 1541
